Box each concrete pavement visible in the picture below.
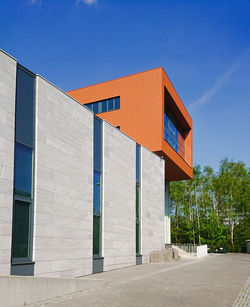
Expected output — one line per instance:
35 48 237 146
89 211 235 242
47 254 250 307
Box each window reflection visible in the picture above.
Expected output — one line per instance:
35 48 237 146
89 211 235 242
14 142 33 198
15 67 35 148
93 117 103 256
85 96 120 115
12 200 30 259
94 170 101 215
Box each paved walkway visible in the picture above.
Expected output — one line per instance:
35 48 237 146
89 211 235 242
232 276 250 306
48 254 250 307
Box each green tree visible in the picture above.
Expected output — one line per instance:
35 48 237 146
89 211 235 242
169 159 250 252
214 159 249 250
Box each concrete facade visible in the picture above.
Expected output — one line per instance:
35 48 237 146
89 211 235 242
0 51 16 275
141 147 165 263
34 76 93 277
103 122 136 271
0 49 168 278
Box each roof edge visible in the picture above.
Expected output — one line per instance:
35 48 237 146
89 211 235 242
67 67 163 93
0 48 17 62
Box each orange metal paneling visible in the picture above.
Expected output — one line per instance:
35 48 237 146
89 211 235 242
67 67 193 181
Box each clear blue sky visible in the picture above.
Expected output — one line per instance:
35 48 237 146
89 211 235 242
1 0 249 171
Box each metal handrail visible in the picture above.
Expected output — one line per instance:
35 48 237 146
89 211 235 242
174 243 198 253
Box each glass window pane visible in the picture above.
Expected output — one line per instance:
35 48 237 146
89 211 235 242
136 144 140 184
14 142 33 198
93 216 101 255
97 101 102 114
93 102 98 114
101 100 107 113
136 223 140 254
86 103 93 111
115 97 120 110
94 118 102 171
15 66 35 148
136 185 140 222
108 98 114 111
94 170 101 214
12 200 30 259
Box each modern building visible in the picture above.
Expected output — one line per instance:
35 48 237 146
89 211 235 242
67 67 193 181
68 67 193 246
0 49 192 278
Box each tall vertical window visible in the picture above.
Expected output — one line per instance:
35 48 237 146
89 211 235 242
136 144 141 255
12 200 31 259
93 117 103 257
165 181 170 216
14 142 33 198
12 65 35 263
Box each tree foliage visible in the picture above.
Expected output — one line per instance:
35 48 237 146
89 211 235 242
170 159 250 252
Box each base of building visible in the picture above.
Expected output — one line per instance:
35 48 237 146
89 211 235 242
136 255 142 265
11 262 35 276
93 257 104 274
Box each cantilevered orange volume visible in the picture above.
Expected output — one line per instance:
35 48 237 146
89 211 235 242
67 67 192 181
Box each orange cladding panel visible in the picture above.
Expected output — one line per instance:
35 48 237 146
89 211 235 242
67 67 193 181
68 68 163 152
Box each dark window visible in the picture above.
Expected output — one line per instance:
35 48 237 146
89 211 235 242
93 116 103 257
12 200 31 259
115 97 120 110
86 104 93 111
136 144 141 255
164 114 177 151
93 102 98 114
136 144 140 184
164 87 186 158
108 98 114 111
93 216 101 255
94 170 101 215
94 117 102 172
136 186 140 222
15 66 35 148
102 100 107 113
14 142 33 198
12 64 35 265
136 223 140 254
85 97 120 115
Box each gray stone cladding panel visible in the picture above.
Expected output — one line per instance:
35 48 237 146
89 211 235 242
0 51 16 275
103 122 136 271
34 77 93 278
141 147 165 263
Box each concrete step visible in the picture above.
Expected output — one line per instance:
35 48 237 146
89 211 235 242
172 245 197 260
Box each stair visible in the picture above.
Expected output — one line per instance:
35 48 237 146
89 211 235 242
172 245 197 260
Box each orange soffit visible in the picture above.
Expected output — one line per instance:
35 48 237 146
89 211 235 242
67 67 193 181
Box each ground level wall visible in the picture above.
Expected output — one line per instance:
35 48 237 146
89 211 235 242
141 147 165 263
